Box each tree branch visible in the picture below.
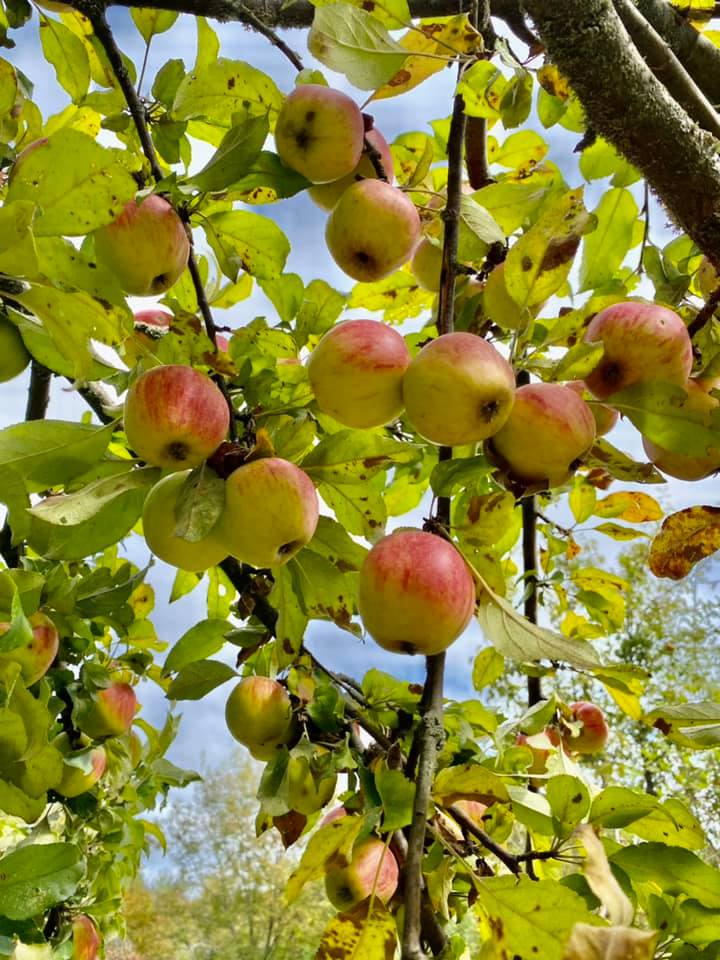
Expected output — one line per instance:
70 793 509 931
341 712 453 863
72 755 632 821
25 361 51 421
447 804 521 875
522 496 541 707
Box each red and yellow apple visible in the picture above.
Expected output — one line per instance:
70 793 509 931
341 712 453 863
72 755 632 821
402 333 516 446
326 180 421 282
275 84 365 184
642 377 720 480
0 314 30 383
307 319 411 428
561 701 609 755
218 457 319 568
133 309 173 336
567 380 619 436
72 915 101 960
358 529 476 656
142 471 228 571
225 676 296 760
54 734 107 799
124 365 230 470
93 195 189 297
410 237 443 292
0 612 59 685
309 127 394 211
78 682 137 738
325 838 399 911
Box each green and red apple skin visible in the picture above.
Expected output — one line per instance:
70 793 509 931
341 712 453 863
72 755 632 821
124 364 230 471
275 84 365 184
0 313 30 383
225 676 296 760
325 838 399 911
567 380 619 436
309 127 394 210
583 300 692 399
642 377 720 480
78 682 137 738
562 701 609 755
307 319 411 429
54 734 108 798
0 612 59 685
93 195 189 297
72 915 101 960
358 529 476 656
402 332 516 446
218 457 319 568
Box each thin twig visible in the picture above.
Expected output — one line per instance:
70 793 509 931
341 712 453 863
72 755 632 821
447 804 521 875
688 282 720 340
238 1 305 70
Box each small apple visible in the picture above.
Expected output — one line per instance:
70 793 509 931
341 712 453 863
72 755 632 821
402 333 516 446
307 319 411 428
0 612 59 685
562 701 609 755
325 838 399 911
567 380 619 436
321 805 349 826
77 682 137 738
326 180 421 283
583 301 693 400
287 752 337 815
642 377 720 480
142 471 228 571
93 195 189 297
133 309 173 337
697 256 718 300
410 238 443 293
275 84 365 184
54 734 107 799
309 127 394 211
487 383 596 488
225 676 296 760
358 529 476 656
72 915 101 960
124 365 230 470
219 457 319 568
0 313 30 382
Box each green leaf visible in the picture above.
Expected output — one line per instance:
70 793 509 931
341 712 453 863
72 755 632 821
472 164 564 235
307 5 407 90
131 8 178 40
0 843 84 920
0 56 17 115
302 430 421 484
311 0 411 28
174 464 226 543
457 196 504 262
457 60 506 119
547 775 590 838
166 659 237 700
39 18 90 103
499 68 532 128
224 151 310 204
433 763 510 804
0 200 37 277
375 765 414 831
569 481 596 524
644 700 720 748
172 58 282 126
579 136 640 188
272 564 308 666
585 438 665 484
320 481 387 539
202 209 290 282
472 646 505 691
491 130 548 170
611 843 720 909
0 779 46 823
0 583 32 653
189 115 269 192
152 58 185 106
579 188 639 291
0 420 115 489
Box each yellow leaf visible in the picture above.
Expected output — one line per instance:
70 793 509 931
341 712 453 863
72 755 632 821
538 63 571 101
563 924 656 960
576 824 633 926
649 505 720 580
316 901 397 960
594 491 663 523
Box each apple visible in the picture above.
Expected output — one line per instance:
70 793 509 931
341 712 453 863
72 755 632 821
410 238 443 292
583 301 693 400
219 457 319 568
133 309 173 336
402 333 516 446
0 314 30 383
487 383 596 488
307 319 411 428
358 529 476 656
450 798 488 827
287 752 337 815
567 380 619 436
326 179 421 283
309 127 394 211
275 84 364 184
325 838 399 911
321 805 349 826
225 676 296 760
0 612 59 686
697 256 718 300
93 195 190 297
142 471 228 571
78 682 137 738
642 377 720 480
54 734 107 798
72 915 101 960
216 333 230 351
562 701 609 755
124 365 230 470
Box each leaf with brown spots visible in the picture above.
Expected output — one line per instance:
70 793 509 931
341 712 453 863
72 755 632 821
316 901 397 960
563 924 657 960
594 491 663 524
584 438 665 485
649 506 720 580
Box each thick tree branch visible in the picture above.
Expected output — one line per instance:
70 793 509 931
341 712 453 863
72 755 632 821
25 361 51 421
448 804 521 875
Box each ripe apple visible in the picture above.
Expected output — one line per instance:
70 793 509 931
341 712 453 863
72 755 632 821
583 301 693 399
142 471 228 571
358 529 476 656
287 752 337 815
410 238 443 292
321 805 349 826
562 701 609 755
309 127 394 210
93 195 190 297
133 308 173 337
124 365 230 470
325 838 399 911
216 333 230 352
697 256 718 300
488 383 596 488
450 798 488 827
77 682 137 738
225 676 296 760
402 332 516 446
326 179 421 283
642 377 720 480
275 84 364 184
72 915 101 960
219 457 319 568
0 313 30 382
0 612 59 685
54 734 107 798
567 380 619 436
307 319 411 428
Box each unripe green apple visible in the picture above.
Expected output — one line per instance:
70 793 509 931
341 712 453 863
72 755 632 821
488 383 596 488
142 471 228 571
326 180 421 282
325 838 399 911
410 237 443 292
54 734 107 798
642 377 720 480
287 752 337 815
0 612 59 685
583 301 692 400
219 457 319 568
275 84 364 184
402 333 516 446
358 529 476 656
0 313 30 382
309 127 394 210
307 319 410 428
567 380 619 436
72 915 101 960
93 195 189 297
697 256 718 300
562 701 609 755
225 676 296 760
77 682 137 738
124 365 230 470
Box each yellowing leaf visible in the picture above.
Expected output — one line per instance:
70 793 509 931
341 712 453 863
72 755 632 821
316 901 397 960
311 0 410 29
286 816 365 902
576 824 633 925
563 924 656 960
594 492 663 523
649 506 720 580
538 63 571 100
456 59 507 119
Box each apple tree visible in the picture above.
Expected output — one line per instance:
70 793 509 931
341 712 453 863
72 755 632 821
1 0 720 958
